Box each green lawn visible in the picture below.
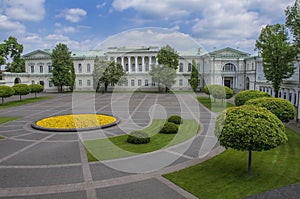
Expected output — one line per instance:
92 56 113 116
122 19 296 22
197 96 235 112
164 128 300 199
0 116 21 139
0 96 53 109
84 119 200 161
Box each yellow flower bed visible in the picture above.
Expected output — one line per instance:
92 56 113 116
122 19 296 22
36 114 117 129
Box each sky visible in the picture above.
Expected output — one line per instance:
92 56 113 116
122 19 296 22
0 0 296 55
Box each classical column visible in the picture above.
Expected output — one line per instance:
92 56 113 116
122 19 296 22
135 56 138 72
121 57 124 68
128 56 131 73
155 57 158 65
142 56 145 72
114 57 117 63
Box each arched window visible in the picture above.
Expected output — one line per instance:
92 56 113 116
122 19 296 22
222 63 237 72
179 63 183 72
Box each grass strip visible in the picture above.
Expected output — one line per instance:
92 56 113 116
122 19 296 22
197 96 234 112
84 119 200 161
0 96 53 109
164 128 300 199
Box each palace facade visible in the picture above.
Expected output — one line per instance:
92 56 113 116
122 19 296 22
1 46 300 118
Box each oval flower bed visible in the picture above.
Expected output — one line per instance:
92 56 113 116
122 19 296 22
32 114 119 132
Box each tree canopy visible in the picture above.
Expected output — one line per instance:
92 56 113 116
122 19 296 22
12 84 30 101
29 84 44 98
0 36 25 72
51 43 75 92
215 105 287 175
255 24 298 97
0 86 14 105
149 64 177 93
92 58 127 93
157 45 179 70
286 0 300 51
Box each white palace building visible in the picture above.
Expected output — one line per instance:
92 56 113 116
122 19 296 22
1 46 300 114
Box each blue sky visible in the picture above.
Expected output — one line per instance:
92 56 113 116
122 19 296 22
0 0 295 55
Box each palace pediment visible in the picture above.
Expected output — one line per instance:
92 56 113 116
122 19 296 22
209 47 250 58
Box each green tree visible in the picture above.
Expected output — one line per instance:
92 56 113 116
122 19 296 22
92 57 109 92
255 24 298 97
6 56 25 73
211 85 233 101
234 90 272 106
157 45 179 70
51 43 75 92
0 86 14 105
29 84 44 98
0 36 24 72
286 0 300 51
12 84 30 101
93 59 127 93
190 60 199 92
149 65 176 93
215 105 287 175
246 97 296 122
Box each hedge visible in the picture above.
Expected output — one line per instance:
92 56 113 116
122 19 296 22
234 90 272 106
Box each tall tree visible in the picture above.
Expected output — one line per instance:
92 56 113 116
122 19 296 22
149 65 176 93
255 24 298 97
92 57 109 92
0 36 24 72
286 0 300 51
93 59 127 93
51 43 75 93
157 45 179 70
190 59 199 92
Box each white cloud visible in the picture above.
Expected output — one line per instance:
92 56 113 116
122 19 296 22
0 15 25 33
96 2 106 9
4 0 45 21
57 8 87 23
55 26 76 34
96 28 203 51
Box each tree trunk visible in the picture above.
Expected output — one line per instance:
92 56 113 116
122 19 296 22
35 92 37 98
104 83 108 93
19 95 22 101
274 90 279 98
60 85 63 93
248 150 252 175
1 97 3 105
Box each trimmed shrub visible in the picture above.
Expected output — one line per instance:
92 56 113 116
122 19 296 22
203 84 233 99
160 122 178 134
12 84 30 101
246 97 296 122
234 90 272 106
0 85 14 105
167 115 183 124
127 131 150 144
29 84 44 98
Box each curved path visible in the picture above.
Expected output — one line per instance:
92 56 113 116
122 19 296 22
0 93 222 199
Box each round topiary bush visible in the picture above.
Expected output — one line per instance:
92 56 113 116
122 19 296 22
246 97 296 122
12 84 30 101
127 131 150 144
234 90 272 106
203 84 233 99
159 122 178 134
167 115 183 124
0 85 14 104
29 84 44 98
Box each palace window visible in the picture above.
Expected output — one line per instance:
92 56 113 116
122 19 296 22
179 63 183 72
138 79 142 86
78 80 82 86
49 81 53 87
87 64 91 73
48 65 52 73
39 65 43 73
179 79 183 86
222 63 237 71
139 64 142 72
78 64 82 73
87 79 91 86
145 79 149 86
145 64 149 72
31 80 35 84
131 79 135 86
30 65 34 73
188 63 192 72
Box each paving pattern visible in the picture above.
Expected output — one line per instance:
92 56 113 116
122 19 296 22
0 93 222 199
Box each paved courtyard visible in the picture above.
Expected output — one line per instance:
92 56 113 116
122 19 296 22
0 93 221 199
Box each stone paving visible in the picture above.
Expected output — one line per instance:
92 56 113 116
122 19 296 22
0 92 221 199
